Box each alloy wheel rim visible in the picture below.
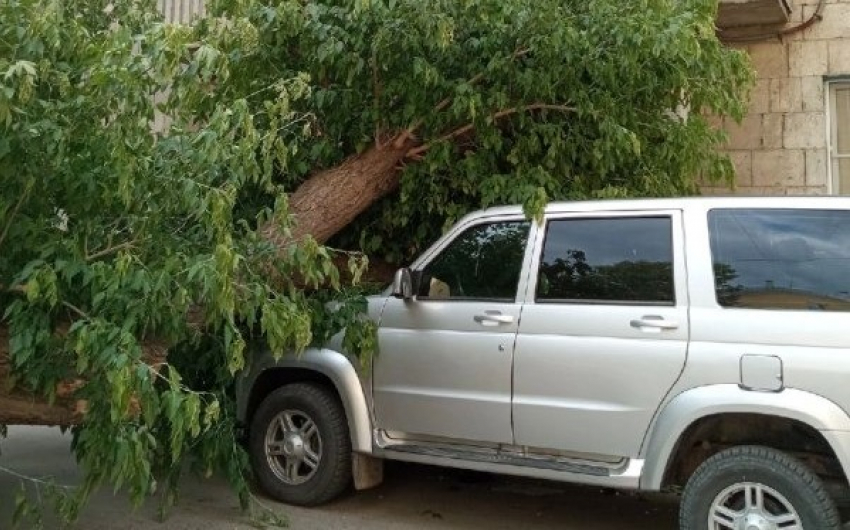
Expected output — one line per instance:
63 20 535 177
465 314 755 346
264 409 322 485
708 481 802 530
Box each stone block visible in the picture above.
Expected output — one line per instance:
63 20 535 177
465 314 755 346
788 4 805 24
828 40 850 72
725 114 763 150
763 113 785 148
748 41 789 79
789 40 828 77
770 77 803 112
785 186 829 196
752 149 806 187
800 76 825 112
730 151 754 187
701 186 735 196
784 112 826 149
805 148 828 186
801 4 818 22
734 186 792 196
704 113 725 130
749 79 771 114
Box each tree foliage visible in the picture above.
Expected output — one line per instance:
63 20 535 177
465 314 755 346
0 0 369 523
200 0 752 262
1 0 751 525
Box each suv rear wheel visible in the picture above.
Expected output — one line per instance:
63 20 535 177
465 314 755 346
249 383 352 506
680 445 840 529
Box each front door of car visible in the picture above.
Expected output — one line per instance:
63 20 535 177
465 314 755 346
512 211 689 459
373 218 532 445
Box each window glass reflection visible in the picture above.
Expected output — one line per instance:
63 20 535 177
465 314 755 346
418 222 530 301
709 209 850 311
536 217 675 304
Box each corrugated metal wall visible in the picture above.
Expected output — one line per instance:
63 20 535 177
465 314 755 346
158 0 205 24
153 0 206 131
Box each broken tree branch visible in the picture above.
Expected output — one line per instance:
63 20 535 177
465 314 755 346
0 183 32 252
406 103 576 159
85 239 137 262
61 301 91 320
393 47 532 149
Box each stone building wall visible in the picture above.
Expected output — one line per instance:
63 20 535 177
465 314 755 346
704 0 850 196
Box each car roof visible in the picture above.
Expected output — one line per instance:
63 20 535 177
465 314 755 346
472 195 850 218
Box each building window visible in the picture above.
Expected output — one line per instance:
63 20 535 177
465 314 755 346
829 82 850 194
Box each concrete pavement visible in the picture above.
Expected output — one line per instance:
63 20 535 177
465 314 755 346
1 426 679 529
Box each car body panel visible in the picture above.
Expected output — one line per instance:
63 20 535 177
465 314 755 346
640 385 850 489
236 346 375 453
512 209 689 458
371 213 536 444
372 298 519 443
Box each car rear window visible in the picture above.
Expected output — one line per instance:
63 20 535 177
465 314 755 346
709 208 850 311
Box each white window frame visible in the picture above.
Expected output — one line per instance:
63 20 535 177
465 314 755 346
827 80 850 195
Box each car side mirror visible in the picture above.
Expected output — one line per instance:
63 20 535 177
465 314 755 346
391 268 414 300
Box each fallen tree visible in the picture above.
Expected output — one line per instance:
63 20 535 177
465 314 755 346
0 0 752 522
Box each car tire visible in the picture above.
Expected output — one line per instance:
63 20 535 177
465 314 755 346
680 445 840 530
249 383 352 506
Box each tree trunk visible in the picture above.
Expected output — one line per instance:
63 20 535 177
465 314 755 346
0 325 170 426
0 139 412 426
260 138 414 246
0 326 81 425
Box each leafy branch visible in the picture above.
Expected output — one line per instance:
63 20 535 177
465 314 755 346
85 240 138 262
406 104 577 159
392 47 532 148
0 180 32 252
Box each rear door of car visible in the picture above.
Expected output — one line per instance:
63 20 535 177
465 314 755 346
512 209 689 459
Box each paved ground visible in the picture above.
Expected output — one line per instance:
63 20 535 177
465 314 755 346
0 426 679 529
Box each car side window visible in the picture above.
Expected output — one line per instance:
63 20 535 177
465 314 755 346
417 221 530 302
709 208 850 311
536 217 675 305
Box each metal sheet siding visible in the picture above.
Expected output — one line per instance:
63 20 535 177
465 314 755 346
152 1 205 131
158 0 205 24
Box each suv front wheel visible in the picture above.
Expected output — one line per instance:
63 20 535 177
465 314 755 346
680 445 840 529
249 383 352 506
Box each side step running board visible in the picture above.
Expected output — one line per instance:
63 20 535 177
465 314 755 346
383 444 612 476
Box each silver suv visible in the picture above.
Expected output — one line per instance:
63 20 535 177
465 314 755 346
237 197 850 529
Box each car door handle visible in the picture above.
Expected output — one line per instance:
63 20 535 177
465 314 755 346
474 312 515 326
630 316 679 331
